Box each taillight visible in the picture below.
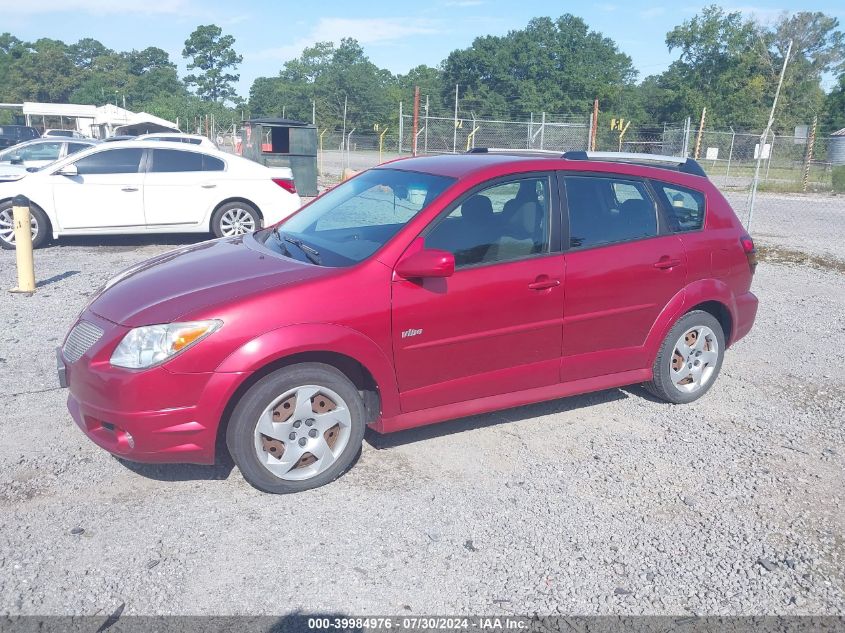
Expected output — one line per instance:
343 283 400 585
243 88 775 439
740 234 757 273
272 178 296 194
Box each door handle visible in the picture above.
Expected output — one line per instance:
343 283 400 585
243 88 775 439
201 183 217 189
121 186 138 192
653 256 682 269
528 277 560 290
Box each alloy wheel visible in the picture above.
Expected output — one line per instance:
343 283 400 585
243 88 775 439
0 208 37 245
219 208 256 236
670 325 719 393
253 385 352 481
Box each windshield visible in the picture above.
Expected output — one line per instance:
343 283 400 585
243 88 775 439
257 168 455 267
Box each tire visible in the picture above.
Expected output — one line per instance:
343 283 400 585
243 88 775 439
0 201 50 250
210 201 260 238
645 310 726 404
226 363 366 493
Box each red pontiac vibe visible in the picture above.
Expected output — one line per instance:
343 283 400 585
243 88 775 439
58 151 758 493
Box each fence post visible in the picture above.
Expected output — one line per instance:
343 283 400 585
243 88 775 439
586 113 593 150
681 117 691 157
725 128 735 184
398 102 403 154
528 113 533 149
453 83 459 154
540 112 546 150
9 195 36 294
802 115 818 193
424 95 429 154
412 86 420 156
591 99 599 151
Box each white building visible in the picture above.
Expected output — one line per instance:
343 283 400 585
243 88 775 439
2 102 180 138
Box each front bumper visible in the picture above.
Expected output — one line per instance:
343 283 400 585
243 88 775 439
60 311 248 465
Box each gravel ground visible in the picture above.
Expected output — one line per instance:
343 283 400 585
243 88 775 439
0 199 843 616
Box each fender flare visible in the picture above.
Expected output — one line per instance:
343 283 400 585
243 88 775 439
643 278 737 357
215 322 400 417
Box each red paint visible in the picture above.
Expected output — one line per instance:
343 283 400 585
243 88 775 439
63 154 758 464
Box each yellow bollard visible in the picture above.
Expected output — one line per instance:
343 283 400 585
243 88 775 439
9 194 36 294
341 168 358 182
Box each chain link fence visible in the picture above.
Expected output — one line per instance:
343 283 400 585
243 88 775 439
215 105 843 247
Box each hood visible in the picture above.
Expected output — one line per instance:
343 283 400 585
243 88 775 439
89 236 329 326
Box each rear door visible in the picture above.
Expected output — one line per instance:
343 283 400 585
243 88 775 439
560 173 686 382
52 147 145 230
142 148 226 227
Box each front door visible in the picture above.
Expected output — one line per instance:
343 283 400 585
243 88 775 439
392 174 565 412
52 147 145 230
560 173 687 382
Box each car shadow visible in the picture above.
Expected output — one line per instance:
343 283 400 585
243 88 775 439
115 449 235 482
365 386 631 450
48 233 209 251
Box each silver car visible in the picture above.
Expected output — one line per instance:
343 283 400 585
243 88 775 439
0 138 99 182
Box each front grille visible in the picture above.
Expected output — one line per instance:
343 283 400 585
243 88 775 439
62 321 104 363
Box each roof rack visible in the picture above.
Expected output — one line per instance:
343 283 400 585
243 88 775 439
562 151 707 177
466 147 707 178
467 148 563 156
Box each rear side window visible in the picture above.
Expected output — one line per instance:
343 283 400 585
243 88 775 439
204 155 225 171
67 142 92 155
73 148 143 175
564 175 657 249
654 182 705 232
151 149 204 172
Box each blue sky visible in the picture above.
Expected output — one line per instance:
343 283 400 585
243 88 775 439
3 0 844 96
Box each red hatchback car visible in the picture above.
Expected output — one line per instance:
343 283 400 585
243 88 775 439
58 151 758 493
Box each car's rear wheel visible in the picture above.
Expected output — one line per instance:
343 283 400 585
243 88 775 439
0 201 50 250
226 363 366 493
211 201 260 238
645 310 725 404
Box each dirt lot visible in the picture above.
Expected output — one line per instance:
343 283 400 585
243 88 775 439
0 195 843 617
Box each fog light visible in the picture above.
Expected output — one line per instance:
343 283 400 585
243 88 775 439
124 431 135 449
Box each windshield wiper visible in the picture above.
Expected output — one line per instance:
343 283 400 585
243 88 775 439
283 234 322 265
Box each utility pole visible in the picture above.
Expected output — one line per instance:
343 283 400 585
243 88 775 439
802 115 818 193
312 100 316 126
398 101 403 153
453 83 459 154
694 107 706 160
748 39 792 231
412 86 420 156
591 99 599 151
342 94 348 152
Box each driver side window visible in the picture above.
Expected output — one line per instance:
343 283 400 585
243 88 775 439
425 176 551 267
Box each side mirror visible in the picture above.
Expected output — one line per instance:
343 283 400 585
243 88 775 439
56 164 78 177
395 248 455 279
9 155 23 165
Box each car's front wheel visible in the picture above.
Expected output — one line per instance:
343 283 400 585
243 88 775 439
0 201 50 250
645 310 726 404
211 201 260 238
226 363 366 493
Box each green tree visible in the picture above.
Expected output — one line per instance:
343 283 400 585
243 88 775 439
441 15 636 118
183 24 243 103
822 74 845 133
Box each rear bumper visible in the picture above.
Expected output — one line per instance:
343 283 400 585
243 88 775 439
731 290 758 346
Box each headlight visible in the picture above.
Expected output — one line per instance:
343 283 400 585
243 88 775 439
110 320 222 369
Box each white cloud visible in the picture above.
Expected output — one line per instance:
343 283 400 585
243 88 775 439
598 4 619 13
728 5 788 23
640 6 666 18
248 16 443 62
443 0 484 6
0 0 194 15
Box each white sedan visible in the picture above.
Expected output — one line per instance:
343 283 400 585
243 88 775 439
0 141 302 249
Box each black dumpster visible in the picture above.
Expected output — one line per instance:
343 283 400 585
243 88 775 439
241 118 318 196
